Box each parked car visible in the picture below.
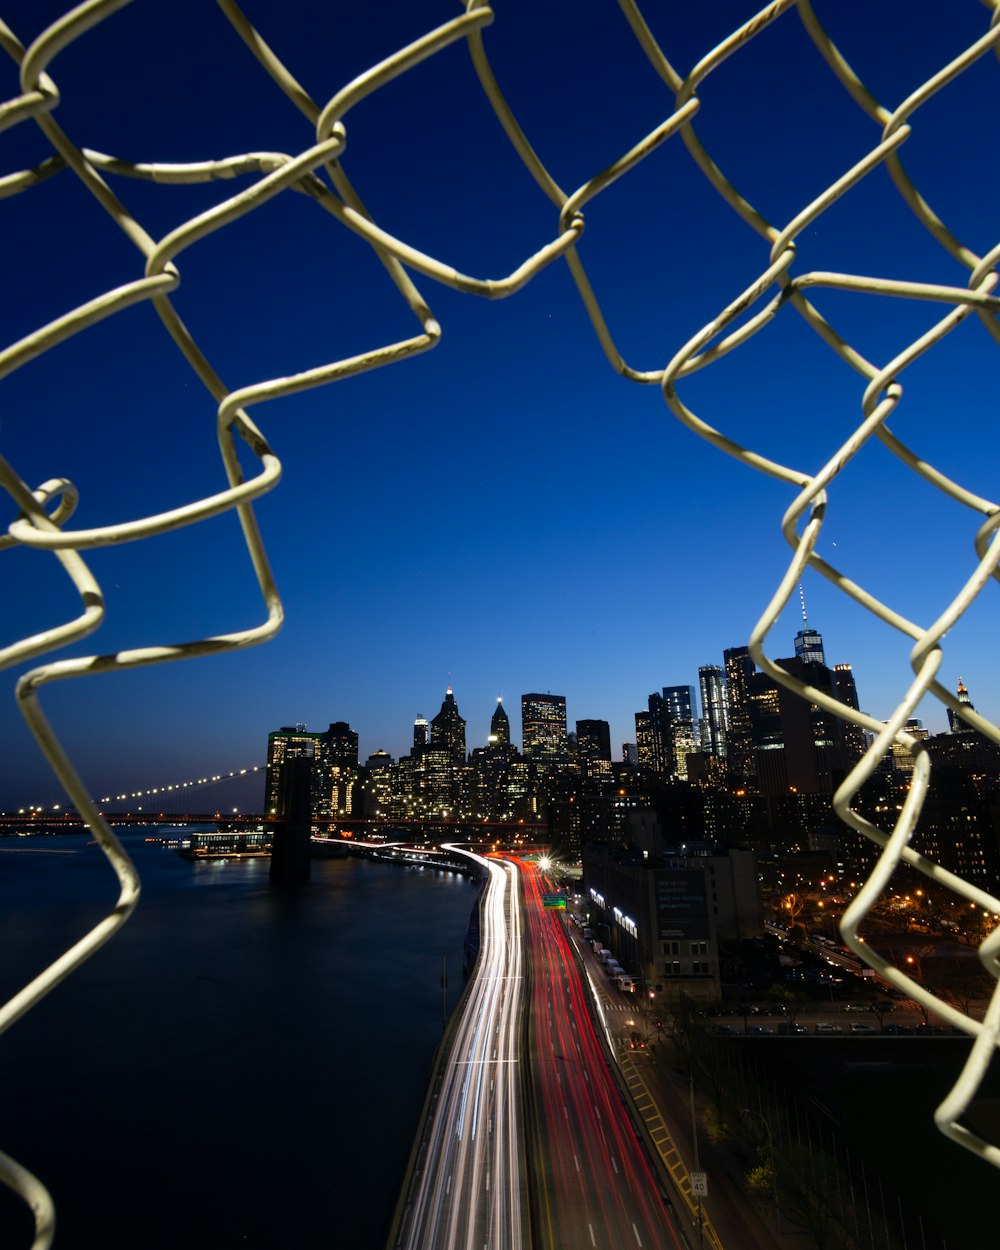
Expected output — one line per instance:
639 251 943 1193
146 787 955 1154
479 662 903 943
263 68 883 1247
746 1024 774 1035
713 1024 740 1035
777 1022 807 1035
842 1003 870 1013
849 1022 876 1033
815 1022 843 1034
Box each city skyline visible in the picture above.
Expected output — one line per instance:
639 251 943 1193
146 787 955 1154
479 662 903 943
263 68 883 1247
1 2 996 812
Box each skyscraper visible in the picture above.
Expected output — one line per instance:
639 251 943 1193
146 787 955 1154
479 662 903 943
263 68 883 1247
521 693 568 764
634 710 654 771
489 697 511 747
645 692 671 776
662 684 698 778
723 646 756 789
948 677 976 733
576 719 613 782
793 584 826 666
832 663 867 766
265 725 320 816
430 688 467 764
412 715 430 752
314 721 359 817
698 665 729 759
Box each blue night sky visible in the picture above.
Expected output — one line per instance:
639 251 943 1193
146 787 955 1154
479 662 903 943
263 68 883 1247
1 0 997 807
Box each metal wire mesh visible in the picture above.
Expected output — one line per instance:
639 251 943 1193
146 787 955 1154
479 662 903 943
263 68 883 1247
1 0 998 1241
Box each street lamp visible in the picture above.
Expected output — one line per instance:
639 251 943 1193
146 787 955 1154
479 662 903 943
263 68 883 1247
742 1106 780 1233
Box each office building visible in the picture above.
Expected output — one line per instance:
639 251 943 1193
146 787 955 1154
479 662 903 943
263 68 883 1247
948 677 976 733
576 719 613 783
430 687 466 764
521 693 568 764
314 721 359 817
634 709 654 773
646 692 669 776
412 715 430 752
265 725 321 816
793 587 826 667
489 697 511 747
832 662 867 767
663 685 698 779
723 645 756 788
698 665 729 759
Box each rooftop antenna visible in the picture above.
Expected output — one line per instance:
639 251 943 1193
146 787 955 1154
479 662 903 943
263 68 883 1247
798 583 809 628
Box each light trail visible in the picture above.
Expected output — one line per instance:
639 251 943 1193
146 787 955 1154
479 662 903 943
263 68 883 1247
394 846 528 1250
519 861 684 1250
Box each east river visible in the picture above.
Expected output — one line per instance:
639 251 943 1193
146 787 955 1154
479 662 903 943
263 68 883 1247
0 831 478 1249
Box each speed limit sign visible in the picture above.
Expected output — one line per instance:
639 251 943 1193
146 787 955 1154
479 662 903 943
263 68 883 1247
690 1172 708 1197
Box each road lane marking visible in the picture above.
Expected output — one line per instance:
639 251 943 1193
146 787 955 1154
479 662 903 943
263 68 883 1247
612 1156 618 1174
632 1222 643 1246
446 1174 451 1194
588 1224 596 1247
574 1153 580 1172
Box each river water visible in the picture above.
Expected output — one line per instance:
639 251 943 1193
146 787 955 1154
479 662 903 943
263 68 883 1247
0 832 478 1249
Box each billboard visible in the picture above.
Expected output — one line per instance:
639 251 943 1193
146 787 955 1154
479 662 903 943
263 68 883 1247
654 869 708 939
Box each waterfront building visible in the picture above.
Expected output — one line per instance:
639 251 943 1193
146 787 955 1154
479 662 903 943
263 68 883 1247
521 693 569 765
361 750 394 819
265 722 359 824
313 721 360 818
265 725 321 816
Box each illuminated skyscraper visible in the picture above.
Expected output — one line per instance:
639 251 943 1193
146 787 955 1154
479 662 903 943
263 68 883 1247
698 665 729 759
314 721 359 817
793 584 826 666
723 645 756 788
265 725 320 816
490 697 511 747
412 715 430 752
576 719 612 782
947 677 976 733
646 692 669 775
832 663 867 766
662 684 698 778
266 721 358 819
430 687 467 764
634 710 654 771
521 693 568 764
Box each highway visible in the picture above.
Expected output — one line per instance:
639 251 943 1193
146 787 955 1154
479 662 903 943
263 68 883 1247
519 860 684 1250
394 846 528 1250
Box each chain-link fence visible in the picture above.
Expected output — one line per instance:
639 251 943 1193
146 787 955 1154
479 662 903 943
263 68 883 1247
2 2 998 1244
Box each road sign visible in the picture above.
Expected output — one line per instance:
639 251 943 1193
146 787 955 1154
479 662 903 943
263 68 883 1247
542 893 567 909
690 1172 708 1197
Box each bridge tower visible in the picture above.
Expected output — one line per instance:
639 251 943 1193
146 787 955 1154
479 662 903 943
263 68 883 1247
269 755 312 884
